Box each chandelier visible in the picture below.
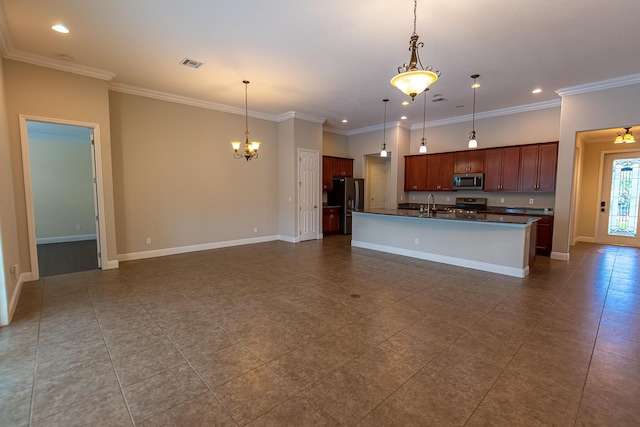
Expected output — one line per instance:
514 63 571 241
231 80 261 161
614 127 635 144
468 74 480 149
390 0 441 101
381 99 389 157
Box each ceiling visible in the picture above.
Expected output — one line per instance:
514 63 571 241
1 0 639 135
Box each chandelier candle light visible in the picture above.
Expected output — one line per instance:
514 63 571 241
231 80 261 161
390 0 441 100
381 99 389 158
468 74 480 149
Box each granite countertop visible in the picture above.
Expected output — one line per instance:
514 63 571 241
359 208 540 225
396 203 553 216
322 205 341 209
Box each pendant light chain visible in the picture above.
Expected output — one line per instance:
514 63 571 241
422 89 427 141
472 79 476 132
413 0 417 35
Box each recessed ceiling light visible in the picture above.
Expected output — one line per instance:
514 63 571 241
341 119 348 123
51 24 69 33
401 116 407 120
532 88 542 94
402 101 410 106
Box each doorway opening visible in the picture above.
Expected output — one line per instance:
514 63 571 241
19 116 106 278
365 154 391 210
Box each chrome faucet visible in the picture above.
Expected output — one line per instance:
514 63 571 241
427 193 435 215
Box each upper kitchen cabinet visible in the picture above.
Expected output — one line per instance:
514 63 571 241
518 142 558 192
454 150 485 174
426 153 453 191
323 156 354 191
333 157 353 178
404 155 428 191
484 146 520 192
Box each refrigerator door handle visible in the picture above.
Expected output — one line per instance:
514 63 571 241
354 181 360 211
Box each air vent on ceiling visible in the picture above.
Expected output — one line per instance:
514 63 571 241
431 97 446 103
180 58 203 69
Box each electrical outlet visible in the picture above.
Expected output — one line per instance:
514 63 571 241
529 198 534 205
146 237 151 244
414 238 419 245
446 197 450 202
500 198 504 204
75 225 81 231
400 195 403 201
10 264 18 279
412 196 416 201
254 227 258 233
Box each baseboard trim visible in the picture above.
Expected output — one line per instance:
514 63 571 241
118 235 282 262
574 236 596 243
104 260 119 270
278 235 298 243
550 251 570 261
36 234 97 244
3 272 32 325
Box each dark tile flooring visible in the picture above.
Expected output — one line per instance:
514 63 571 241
1 236 639 426
36 240 98 277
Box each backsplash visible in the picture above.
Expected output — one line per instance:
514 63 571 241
402 191 555 209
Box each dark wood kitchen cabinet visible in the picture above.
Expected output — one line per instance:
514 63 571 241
426 153 453 191
322 156 353 191
454 150 485 173
323 207 340 234
404 155 427 191
484 146 520 191
535 215 554 256
519 142 558 191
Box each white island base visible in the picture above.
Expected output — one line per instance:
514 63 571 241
351 211 536 278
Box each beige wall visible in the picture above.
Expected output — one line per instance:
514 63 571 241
555 83 640 256
3 59 117 270
109 91 280 254
0 57 21 325
29 136 96 240
409 107 561 155
322 131 349 157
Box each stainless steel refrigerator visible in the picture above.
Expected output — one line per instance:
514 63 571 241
328 177 364 234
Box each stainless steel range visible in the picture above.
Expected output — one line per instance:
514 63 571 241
447 197 487 214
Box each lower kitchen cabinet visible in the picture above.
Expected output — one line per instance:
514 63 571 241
323 207 340 234
535 215 554 256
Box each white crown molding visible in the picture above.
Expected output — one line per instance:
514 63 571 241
4 49 116 81
275 111 326 124
556 73 640 97
109 82 278 121
323 127 348 136
345 121 410 137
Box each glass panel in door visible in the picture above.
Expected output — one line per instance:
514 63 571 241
607 158 640 237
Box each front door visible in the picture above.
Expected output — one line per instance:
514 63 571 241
298 149 319 241
598 152 640 246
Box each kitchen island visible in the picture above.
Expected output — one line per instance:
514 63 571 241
351 209 539 278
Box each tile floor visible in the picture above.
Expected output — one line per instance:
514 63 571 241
1 236 639 426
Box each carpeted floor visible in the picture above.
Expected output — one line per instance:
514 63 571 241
36 239 99 277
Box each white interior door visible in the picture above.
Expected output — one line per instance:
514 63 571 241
298 149 319 241
598 152 640 246
369 163 386 209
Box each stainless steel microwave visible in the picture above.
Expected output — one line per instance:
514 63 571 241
452 173 484 190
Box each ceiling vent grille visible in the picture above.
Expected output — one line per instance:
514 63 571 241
180 58 203 69
431 97 446 103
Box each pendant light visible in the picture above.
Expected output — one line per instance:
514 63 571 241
419 88 428 153
468 74 480 149
381 99 389 157
614 127 635 144
390 0 441 101
230 80 261 161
